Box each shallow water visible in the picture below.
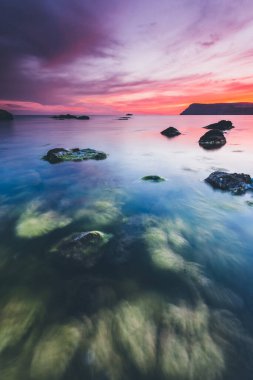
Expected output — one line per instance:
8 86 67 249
1 115 253 380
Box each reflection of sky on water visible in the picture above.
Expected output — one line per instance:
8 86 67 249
1 115 253 379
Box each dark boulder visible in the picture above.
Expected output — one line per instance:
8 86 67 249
50 231 112 268
203 120 234 130
126 113 133 116
199 130 226 149
161 126 181 137
43 148 107 163
0 109 13 120
205 171 253 195
141 175 166 182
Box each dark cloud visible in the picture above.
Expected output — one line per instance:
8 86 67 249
0 0 119 101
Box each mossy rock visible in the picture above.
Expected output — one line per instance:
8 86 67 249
43 148 107 163
141 175 166 182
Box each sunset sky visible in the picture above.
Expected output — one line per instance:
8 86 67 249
1 0 253 115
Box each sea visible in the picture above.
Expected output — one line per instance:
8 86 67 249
0 115 253 380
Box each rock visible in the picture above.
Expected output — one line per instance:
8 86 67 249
205 171 253 195
161 126 181 137
141 175 166 182
52 114 77 120
0 109 13 120
50 231 112 268
43 148 107 163
199 130 226 149
118 116 130 120
126 113 133 116
203 120 234 130
78 115 90 120
52 114 90 120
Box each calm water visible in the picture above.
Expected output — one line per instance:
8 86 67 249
1 115 253 380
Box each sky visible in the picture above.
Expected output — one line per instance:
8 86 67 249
1 0 253 115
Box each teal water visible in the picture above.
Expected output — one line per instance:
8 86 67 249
1 115 253 380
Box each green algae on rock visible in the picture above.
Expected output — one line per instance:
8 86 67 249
75 199 121 229
0 288 45 354
43 148 107 164
50 231 112 268
16 201 71 238
30 322 82 380
141 175 166 182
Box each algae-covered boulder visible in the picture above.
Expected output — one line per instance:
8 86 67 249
161 126 181 137
43 148 107 163
0 109 13 120
205 171 253 195
16 201 71 238
30 322 82 380
141 175 166 182
51 231 112 268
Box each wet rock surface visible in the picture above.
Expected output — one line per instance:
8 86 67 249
50 231 112 268
199 130 226 149
43 148 107 163
205 171 253 195
161 126 181 137
203 120 234 130
141 175 166 182
0 109 13 120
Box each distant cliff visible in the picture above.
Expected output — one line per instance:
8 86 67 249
181 103 253 115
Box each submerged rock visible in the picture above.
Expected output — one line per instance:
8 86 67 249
141 175 166 182
51 231 112 268
0 109 13 120
0 288 45 354
30 322 82 380
43 148 107 163
161 126 181 137
205 171 253 195
203 120 234 130
52 114 90 120
16 201 71 238
199 130 226 149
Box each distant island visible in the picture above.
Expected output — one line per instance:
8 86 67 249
181 103 253 115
